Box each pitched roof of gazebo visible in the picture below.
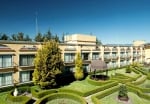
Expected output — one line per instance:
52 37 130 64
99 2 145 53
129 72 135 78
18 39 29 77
91 60 107 71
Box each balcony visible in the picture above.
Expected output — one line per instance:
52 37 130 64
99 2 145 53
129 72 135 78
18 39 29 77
111 56 118 60
120 48 125 52
19 66 35 70
104 55 111 61
120 55 126 60
19 45 38 52
0 62 19 73
64 48 76 51
0 67 15 73
112 48 118 52
64 60 75 66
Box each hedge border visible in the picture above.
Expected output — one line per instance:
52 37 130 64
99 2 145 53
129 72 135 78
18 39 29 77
126 83 150 93
91 85 119 104
132 75 147 85
7 90 31 104
127 85 150 100
59 81 118 97
31 86 57 98
35 92 87 104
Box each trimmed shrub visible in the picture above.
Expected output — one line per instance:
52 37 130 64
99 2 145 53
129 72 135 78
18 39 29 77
118 84 128 99
132 75 147 85
7 90 31 104
59 88 84 96
59 81 118 97
31 86 57 98
31 86 42 98
127 86 150 100
132 68 141 74
91 85 119 104
126 83 150 93
35 92 87 104
36 89 57 98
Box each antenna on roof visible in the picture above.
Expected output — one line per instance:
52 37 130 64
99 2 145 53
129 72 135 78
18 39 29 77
35 11 39 35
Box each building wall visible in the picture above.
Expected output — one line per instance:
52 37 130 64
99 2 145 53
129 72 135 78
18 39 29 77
0 34 146 87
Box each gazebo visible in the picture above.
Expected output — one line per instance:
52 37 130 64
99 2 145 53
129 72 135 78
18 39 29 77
90 59 108 79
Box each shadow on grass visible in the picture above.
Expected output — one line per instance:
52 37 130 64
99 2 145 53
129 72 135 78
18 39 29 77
90 74 109 81
26 99 36 104
56 72 88 87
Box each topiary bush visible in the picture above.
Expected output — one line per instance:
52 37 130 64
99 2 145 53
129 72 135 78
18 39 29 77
118 84 128 101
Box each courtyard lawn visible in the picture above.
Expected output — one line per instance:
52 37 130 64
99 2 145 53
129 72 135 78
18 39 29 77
100 91 150 104
45 98 81 104
0 92 8 104
62 80 100 93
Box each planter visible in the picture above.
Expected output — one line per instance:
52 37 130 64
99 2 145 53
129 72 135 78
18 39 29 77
118 95 129 101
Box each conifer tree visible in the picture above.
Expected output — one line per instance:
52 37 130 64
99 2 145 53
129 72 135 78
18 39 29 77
33 40 64 89
74 53 84 80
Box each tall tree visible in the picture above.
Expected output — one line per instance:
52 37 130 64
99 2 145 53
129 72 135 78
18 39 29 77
11 34 17 41
74 53 84 80
96 38 102 45
24 35 32 41
43 30 52 41
10 33 32 41
54 34 60 42
62 33 65 43
34 32 44 42
17 32 24 41
33 40 64 89
0 33 9 40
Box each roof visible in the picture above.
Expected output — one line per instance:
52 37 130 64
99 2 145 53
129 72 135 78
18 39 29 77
91 60 107 71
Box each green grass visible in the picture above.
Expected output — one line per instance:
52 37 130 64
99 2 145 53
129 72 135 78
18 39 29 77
62 80 100 93
46 98 80 104
0 92 8 104
100 91 150 104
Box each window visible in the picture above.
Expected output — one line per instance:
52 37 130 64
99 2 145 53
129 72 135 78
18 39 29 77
83 64 90 72
82 53 89 60
64 53 75 62
0 55 12 68
0 73 12 86
20 55 35 66
20 71 33 82
64 66 75 72
104 52 110 59
92 53 99 60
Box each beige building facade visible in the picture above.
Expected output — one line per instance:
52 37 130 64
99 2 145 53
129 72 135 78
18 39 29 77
0 34 147 87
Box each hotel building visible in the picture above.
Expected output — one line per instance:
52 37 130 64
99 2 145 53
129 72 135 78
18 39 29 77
0 34 148 87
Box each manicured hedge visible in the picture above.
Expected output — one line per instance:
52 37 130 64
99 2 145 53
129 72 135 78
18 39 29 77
132 68 141 74
31 86 57 98
59 81 118 97
111 77 132 84
7 90 31 104
135 68 148 75
91 85 119 104
86 75 113 86
127 83 150 93
58 88 84 96
127 85 150 100
132 75 147 85
35 92 87 104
